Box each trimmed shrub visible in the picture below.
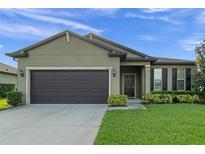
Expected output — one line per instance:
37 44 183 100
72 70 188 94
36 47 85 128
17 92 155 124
7 91 22 106
107 95 128 106
144 91 201 104
151 91 203 100
176 94 200 103
176 95 192 103
0 84 15 98
193 95 200 102
143 93 172 104
151 90 196 96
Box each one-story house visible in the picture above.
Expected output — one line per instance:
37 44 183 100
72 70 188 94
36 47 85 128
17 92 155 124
0 62 17 87
6 30 196 104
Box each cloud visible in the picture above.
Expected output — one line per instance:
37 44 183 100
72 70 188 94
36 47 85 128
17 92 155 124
179 39 201 51
125 13 154 19
0 9 103 33
19 12 102 33
0 22 60 39
19 8 119 17
13 8 84 18
90 8 119 16
143 8 172 13
0 44 4 52
179 33 205 51
136 35 158 41
196 10 205 24
125 13 183 25
157 16 182 25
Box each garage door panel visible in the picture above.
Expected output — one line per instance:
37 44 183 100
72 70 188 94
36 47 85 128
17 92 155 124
31 96 107 104
31 90 108 96
31 84 108 91
31 83 108 89
31 70 109 104
31 88 108 93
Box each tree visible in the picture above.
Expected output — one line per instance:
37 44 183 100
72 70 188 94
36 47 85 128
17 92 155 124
193 40 205 97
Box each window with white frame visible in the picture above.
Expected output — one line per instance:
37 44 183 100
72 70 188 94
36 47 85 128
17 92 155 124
177 68 185 90
154 69 162 91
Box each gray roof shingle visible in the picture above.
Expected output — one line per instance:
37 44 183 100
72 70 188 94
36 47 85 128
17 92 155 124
153 57 195 65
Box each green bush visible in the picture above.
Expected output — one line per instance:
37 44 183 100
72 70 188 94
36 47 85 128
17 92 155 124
193 95 200 102
0 84 15 98
143 93 172 104
176 94 200 103
144 91 201 104
151 91 204 100
151 90 196 96
7 91 22 106
107 95 128 106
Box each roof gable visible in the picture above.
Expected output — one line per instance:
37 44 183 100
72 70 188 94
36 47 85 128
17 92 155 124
84 33 151 58
6 30 126 59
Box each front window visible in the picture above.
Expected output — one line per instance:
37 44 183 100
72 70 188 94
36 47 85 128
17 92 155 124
154 69 162 91
177 68 185 90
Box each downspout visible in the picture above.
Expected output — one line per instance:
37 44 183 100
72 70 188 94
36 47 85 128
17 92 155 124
13 57 18 62
13 57 18 90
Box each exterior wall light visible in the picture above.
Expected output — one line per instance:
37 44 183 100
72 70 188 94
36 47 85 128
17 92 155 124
112 68 117 77
19 69 24 77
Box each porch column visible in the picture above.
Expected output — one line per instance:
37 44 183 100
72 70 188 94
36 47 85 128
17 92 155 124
144 65 150 94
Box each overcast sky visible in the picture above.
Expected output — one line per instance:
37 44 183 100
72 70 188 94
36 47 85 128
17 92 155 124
0 8 204 67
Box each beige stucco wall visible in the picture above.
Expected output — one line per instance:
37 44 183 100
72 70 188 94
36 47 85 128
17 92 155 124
0 72 17 87
17 34 120 104
92 37 143 58
151 64 196 91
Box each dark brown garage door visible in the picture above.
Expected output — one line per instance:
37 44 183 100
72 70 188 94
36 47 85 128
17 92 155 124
31 70 109 104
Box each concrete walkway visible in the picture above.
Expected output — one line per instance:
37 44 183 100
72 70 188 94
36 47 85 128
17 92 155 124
108 99 146 110
0 104 107 145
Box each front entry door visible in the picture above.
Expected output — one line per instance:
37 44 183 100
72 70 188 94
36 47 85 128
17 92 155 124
123 74 136 98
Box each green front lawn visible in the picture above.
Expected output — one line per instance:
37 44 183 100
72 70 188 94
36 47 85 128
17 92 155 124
95 104 205 145
0 99 10 110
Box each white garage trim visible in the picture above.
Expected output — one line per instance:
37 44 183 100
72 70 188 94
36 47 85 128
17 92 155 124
25 67 112 104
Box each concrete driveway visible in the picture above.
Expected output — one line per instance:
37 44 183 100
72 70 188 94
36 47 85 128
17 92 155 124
0 104 107 145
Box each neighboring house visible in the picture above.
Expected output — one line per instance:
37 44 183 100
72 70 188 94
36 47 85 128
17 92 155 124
6 30 196 104
0 62 17 87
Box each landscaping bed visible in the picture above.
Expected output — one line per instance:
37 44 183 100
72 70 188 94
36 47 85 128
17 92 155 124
95 104 205 144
